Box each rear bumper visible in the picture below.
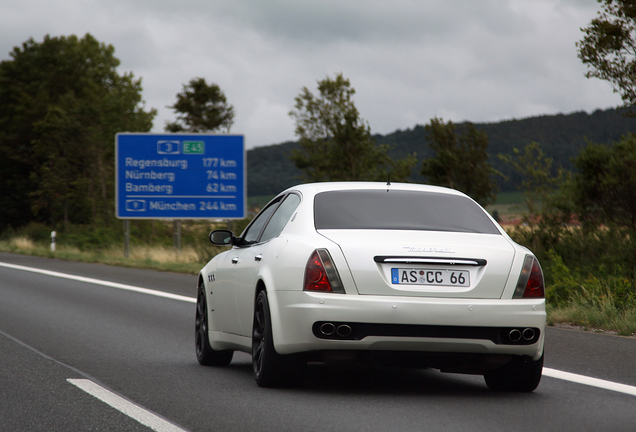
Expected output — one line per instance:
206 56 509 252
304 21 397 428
267 290 546 360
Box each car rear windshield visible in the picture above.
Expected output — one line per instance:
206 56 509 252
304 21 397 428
314 190 500 234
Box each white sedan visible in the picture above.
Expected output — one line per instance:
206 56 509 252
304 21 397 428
195 182 546 391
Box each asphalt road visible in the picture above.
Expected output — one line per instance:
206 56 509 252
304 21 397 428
1 252 636 432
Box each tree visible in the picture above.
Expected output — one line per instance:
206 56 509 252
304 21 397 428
570 135 636 283
289 73 416 182
0 34 156 229
165 78 234 133
421 117 498 206
572 135 636 231
577 0 636 107
498 142 560 224
498 142 575 255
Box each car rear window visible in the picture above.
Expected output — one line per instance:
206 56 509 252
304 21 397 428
314 190 500 234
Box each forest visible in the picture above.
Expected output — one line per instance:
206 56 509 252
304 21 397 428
247 106 636 196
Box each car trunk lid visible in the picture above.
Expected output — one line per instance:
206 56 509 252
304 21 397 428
319 229 515 299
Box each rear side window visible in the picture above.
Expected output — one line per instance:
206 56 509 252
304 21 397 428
260 193 301 241
314 190 500 234
242 196 282 244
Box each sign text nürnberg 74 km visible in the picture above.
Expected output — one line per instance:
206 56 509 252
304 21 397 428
116 133 245 219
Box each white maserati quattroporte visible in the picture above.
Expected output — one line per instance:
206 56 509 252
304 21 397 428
195 182 546 391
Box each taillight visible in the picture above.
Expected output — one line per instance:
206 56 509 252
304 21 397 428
513 255 545 299
303 249 345 293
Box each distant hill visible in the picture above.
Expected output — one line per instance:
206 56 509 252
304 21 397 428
247 107 636 197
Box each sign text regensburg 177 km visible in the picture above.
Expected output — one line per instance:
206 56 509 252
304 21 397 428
116 133 245 219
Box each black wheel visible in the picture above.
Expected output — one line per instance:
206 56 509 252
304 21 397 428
252 290 304 387
195 282 233 366
484 353 543 392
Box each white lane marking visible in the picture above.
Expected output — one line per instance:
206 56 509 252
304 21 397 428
544 367 636 396
68 379 187 432
0 261 196 303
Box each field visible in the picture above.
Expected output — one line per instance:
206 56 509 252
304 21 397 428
484 191 527 224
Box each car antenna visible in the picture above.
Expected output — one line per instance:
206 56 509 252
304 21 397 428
386 172 391 192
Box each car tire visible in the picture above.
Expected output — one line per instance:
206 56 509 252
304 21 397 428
252 290 304 387
195 282 233 366
484 353 543 392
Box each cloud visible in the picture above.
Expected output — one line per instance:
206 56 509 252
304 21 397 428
0 0 622 148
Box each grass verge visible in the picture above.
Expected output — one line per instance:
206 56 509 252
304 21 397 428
548 300 636 337
0 237 207 274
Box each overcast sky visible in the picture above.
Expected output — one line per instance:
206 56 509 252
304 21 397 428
0 0 622 149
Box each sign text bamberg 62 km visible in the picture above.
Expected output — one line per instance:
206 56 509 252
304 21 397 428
116 134 245 219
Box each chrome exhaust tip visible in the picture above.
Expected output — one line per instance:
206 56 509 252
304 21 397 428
336 325 352 338
509 329 522 342
320 323 335 336
522 328 536 341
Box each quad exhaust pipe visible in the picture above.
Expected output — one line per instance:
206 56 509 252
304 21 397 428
316 322 538 344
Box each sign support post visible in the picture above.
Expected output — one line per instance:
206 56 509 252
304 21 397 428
173 220 181 251
124 220 130 258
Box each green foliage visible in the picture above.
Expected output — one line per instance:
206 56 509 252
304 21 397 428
247 141 302 196
421 118 499 206
577 0 636 106
500 133 636 332
63 224 124 251
1 222 54 243
289 73 416 182
498 142 562 224
546 247 636 334
549 290 636 335
572 134 636 231
511 221 635 312
420 117 461 188
165 77 234 133
543 250 581 306
493 191 525 205
0 34 156 229
246 108 636 198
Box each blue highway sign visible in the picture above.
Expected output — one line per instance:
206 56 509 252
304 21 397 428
116 133 245 219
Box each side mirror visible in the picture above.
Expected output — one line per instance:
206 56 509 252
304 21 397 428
209 230 235 246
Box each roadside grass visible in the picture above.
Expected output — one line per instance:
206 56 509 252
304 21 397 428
547 289 636 336
0 237 210 274
548 304 636 336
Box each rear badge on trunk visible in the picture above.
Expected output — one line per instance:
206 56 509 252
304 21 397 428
403 246 455 253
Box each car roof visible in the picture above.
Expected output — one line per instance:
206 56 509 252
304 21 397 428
282 182 468 198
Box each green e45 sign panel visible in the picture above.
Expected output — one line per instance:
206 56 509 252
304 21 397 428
116 133 245 219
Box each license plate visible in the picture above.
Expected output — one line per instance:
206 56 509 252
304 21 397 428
391 268 470 287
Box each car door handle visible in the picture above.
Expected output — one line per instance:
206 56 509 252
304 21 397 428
255 254 262 262
231 257 239 264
